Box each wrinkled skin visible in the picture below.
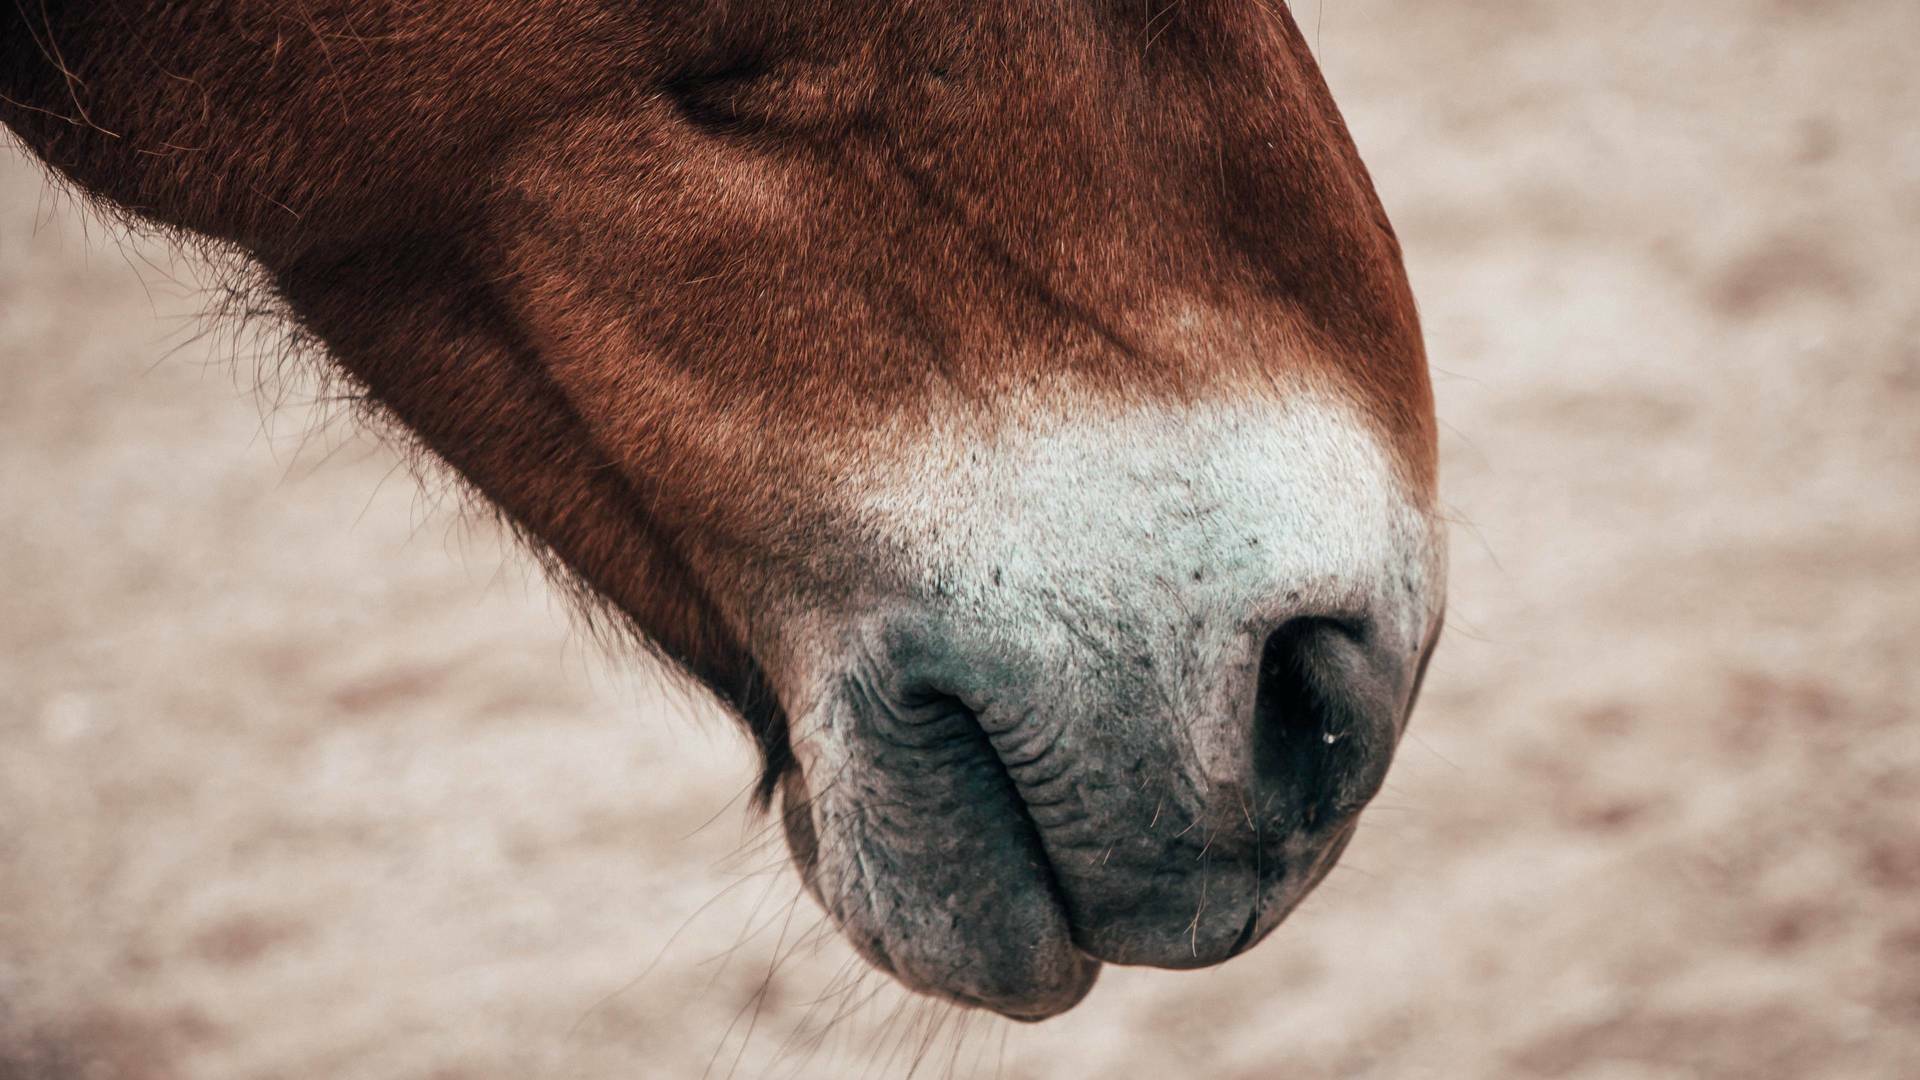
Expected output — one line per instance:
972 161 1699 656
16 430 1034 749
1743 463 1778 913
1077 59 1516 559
3 1 1444 1018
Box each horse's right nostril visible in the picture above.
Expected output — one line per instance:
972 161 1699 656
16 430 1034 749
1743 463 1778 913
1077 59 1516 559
1251 615 1395 830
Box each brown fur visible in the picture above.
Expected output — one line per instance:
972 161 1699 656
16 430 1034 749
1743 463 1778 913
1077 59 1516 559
2 0 1433 795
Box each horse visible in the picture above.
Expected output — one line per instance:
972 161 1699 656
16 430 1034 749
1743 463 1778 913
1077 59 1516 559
2 0 1445 1020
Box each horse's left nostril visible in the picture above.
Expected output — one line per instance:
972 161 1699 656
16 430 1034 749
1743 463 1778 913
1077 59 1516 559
1251 615 1394 830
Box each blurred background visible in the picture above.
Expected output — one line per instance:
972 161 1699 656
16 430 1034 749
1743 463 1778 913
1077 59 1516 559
3 2 1916 1077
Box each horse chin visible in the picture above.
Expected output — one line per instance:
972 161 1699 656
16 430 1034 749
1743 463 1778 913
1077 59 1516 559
776 728 1100 1021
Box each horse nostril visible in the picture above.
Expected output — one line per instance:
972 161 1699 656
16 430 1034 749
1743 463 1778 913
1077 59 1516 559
1251 616 1382 829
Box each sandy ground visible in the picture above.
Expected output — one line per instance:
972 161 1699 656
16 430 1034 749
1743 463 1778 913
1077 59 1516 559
3 2 1918 1077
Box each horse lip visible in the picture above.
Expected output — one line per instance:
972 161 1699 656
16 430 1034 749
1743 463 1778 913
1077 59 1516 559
779 677 1100 1019
780 647 1378 1014
924 691 1108 1019
967 964 1102 1022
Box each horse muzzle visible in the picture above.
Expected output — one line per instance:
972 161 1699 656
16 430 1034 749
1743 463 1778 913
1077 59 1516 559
765 397 1446 1019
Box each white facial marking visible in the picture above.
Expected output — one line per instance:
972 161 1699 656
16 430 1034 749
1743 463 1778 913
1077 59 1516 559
779 390 1444 779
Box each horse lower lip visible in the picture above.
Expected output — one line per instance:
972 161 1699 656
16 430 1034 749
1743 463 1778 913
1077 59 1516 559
943 940 1102 1021
781 692 1098 1017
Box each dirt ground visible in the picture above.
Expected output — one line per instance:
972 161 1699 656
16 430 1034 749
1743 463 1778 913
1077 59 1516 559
3 2 1917 1077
